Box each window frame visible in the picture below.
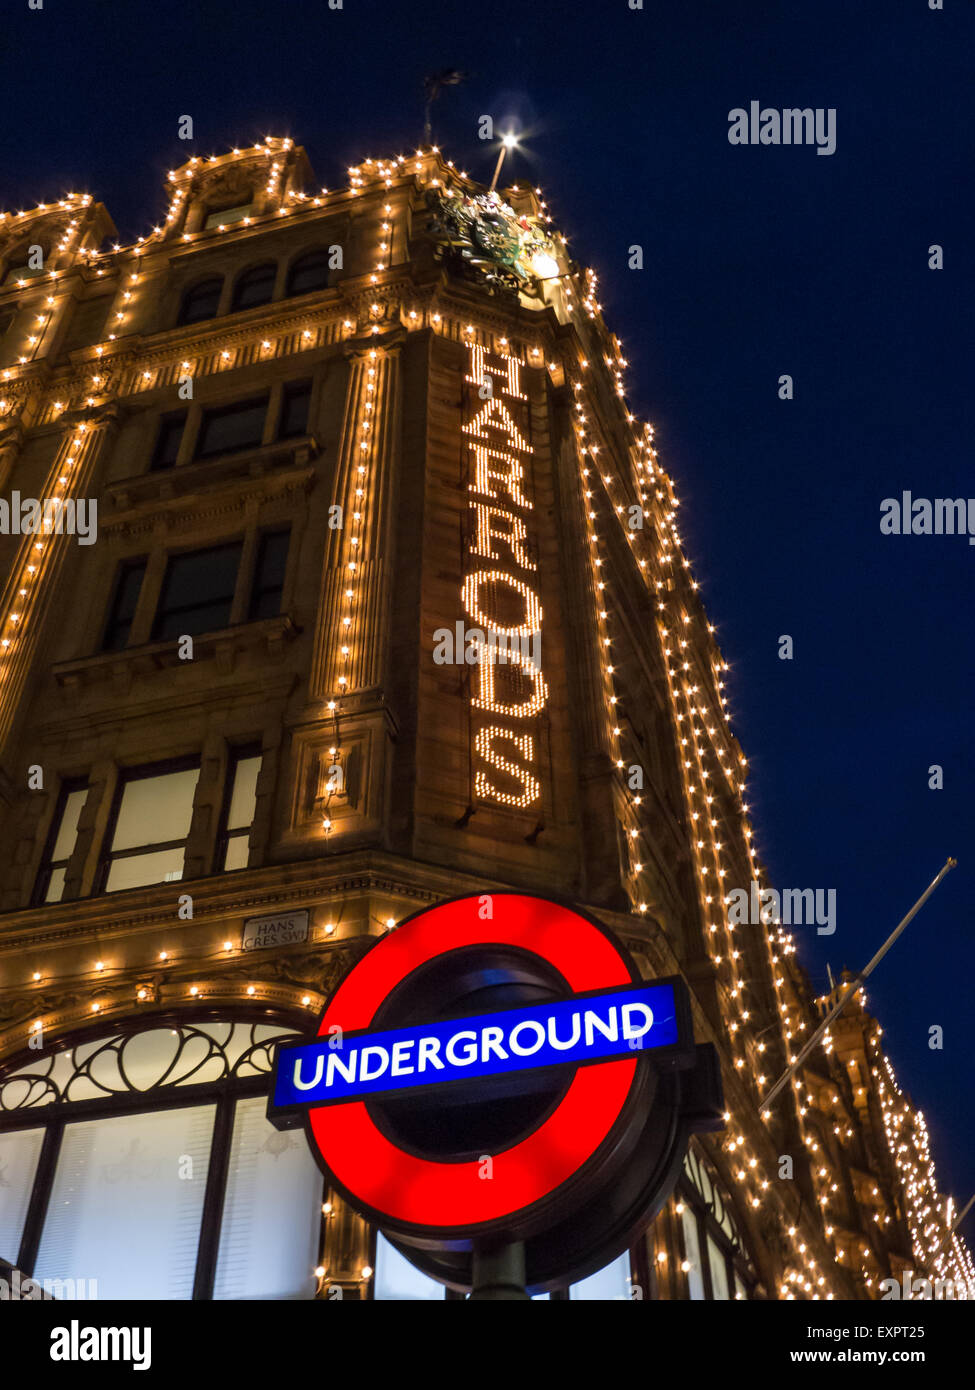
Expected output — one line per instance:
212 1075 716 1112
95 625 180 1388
230 261 277 314
101 556 148 652
214 743 262 873
194 393 269 461
94 755 201 895
176 276 224 327
247 526 291 622
31 777 89 907
150 539 245 641
285 249 332 298
0 1011 318 1301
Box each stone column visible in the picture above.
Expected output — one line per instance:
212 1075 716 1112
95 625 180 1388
310 343 400 704
0 401 121 763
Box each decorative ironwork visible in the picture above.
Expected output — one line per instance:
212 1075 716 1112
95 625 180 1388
0 1020 298 1113
684 1145 743 1252
425 187 559 294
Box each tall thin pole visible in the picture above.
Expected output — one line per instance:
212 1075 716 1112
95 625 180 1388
488 144 509 193
760 858 957 1113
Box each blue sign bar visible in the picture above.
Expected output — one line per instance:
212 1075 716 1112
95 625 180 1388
272 982 678 1111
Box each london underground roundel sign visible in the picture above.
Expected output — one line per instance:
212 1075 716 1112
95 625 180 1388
270 892 724 1292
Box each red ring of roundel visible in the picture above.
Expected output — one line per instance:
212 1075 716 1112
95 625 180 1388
309 892 640 1232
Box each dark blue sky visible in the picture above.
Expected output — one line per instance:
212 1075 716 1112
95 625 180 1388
4 1 972 1237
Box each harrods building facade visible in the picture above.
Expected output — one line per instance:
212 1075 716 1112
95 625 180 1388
0 137 969 1301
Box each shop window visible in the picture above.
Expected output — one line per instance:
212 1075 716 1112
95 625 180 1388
374 1233 446 1300
568 1250 632 1299
286 250 331 297
230 262 276 313
98 759 200 893
195 395 268 459
177 277 223 326
150 409 187 472
248 528 290 621
32 779 89 905
677 1148 757 1300
152 541 243 640
278 379 312 440
0 1021 321 1301
216 747 261 871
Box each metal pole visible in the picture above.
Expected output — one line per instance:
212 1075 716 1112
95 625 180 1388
488 145 508 193
469 1241 530 1300
760 858 956 1112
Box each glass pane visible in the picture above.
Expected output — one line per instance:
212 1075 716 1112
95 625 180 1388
288 255 330 296
213 1096 321 1300
280 383 311 438
105 846 186 893
152 415 186 471
205 204 254 230
34 1104 215 1299
0 1127 45 1261
222 833 249 871
681 1206 705 1300
112 767 199 851
44 865 67 903
197 400 267 457
226 756 260 830
232 265 275 312
569 1250 631 1299
708 1236 730 1300
179 280 222 324
374 1232 445 1301
51 787 88 863
155 545 241 641
250 531 289 620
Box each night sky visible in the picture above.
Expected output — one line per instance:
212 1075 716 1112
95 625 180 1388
4 1 972 1238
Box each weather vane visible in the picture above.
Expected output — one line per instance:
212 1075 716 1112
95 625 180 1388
423 69 467 146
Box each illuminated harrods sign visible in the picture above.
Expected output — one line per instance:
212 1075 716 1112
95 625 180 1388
270 893 724 1294
461 345 549 809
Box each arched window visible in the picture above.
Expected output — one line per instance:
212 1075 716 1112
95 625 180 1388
286 250 332 298
230 262 276 313
177 277 223 327
676 1146 760 1300
0 1018 323 1300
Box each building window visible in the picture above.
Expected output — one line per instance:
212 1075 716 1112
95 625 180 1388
195 395 268 459
204 202 255 230
248 529 290 621
676 1148 757 1301
177 277 223 326
230 262 276 313
278 380 312 440
0 1020 322 1300
568 1251 632 1300
1 257 47 288
217 747 261 871
59 293 114 355
374 1233 446 1301
32 779 89 905
152 541 243 640
150 410 187 472
98 759 200 893
102 558 147 651
286 250 331 297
